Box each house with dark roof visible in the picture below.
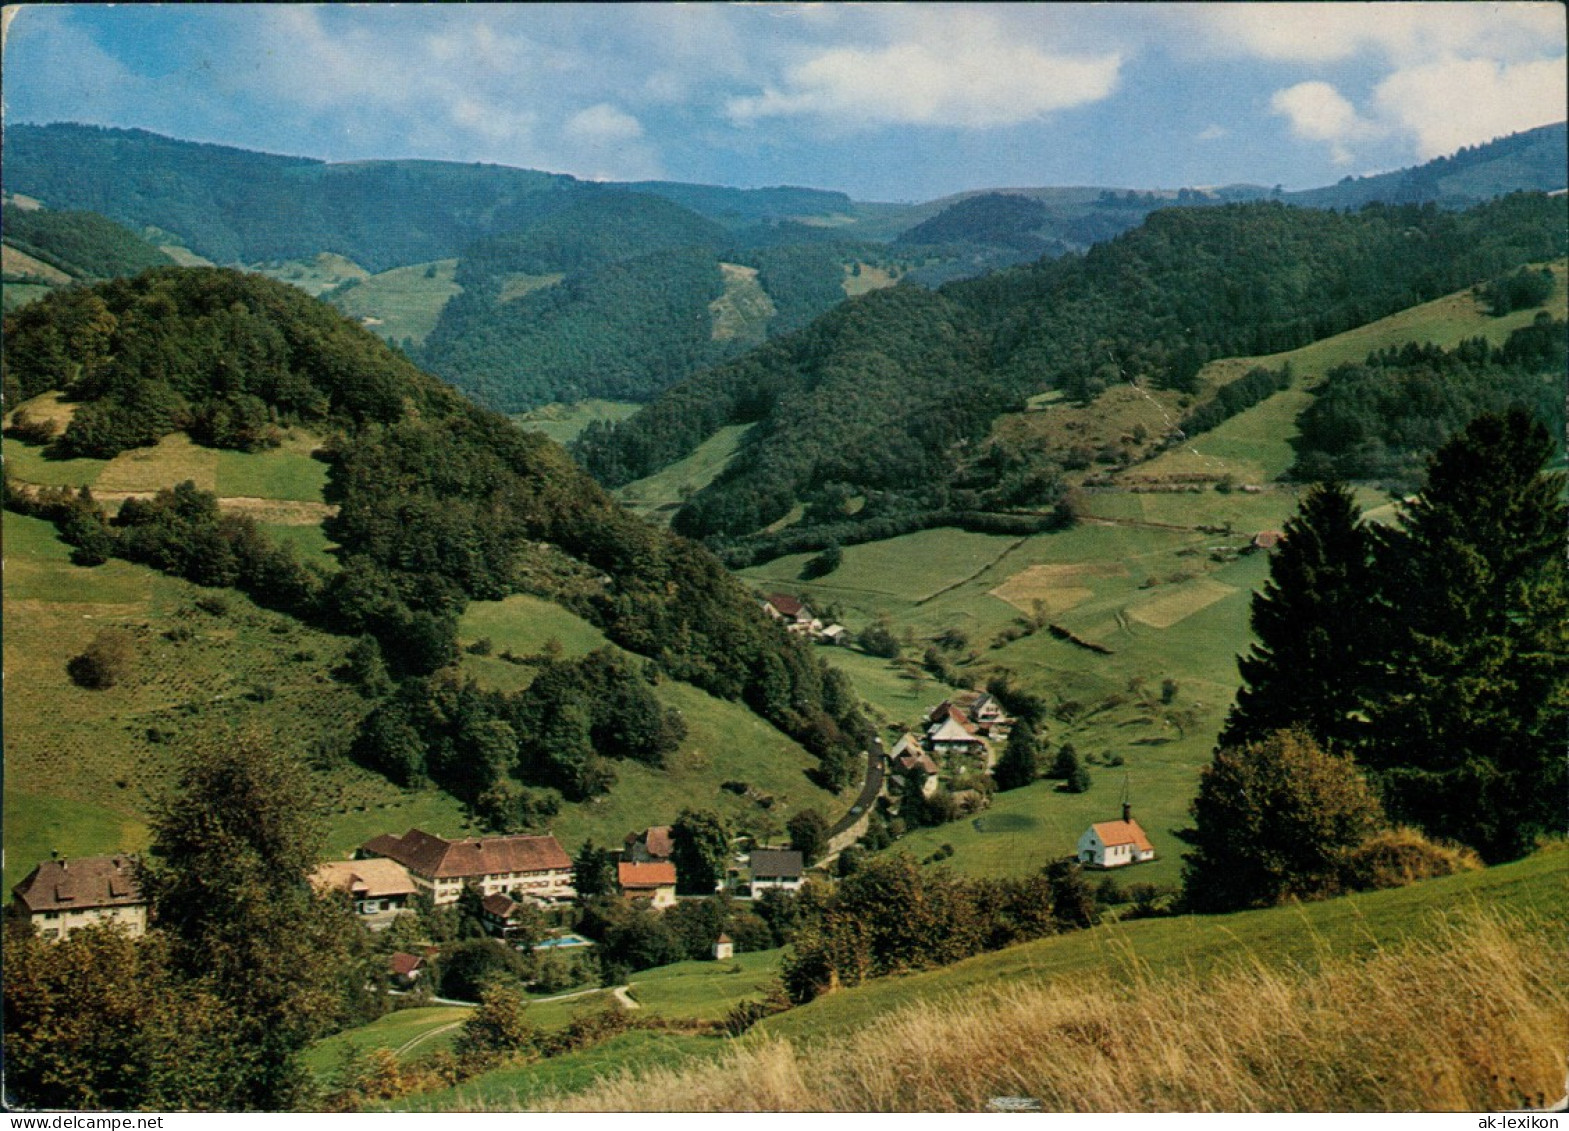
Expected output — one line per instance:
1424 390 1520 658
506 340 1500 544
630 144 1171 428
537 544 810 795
11 855 147 940
748 848 805 895
388 951 426 988
1076 804 1157 868
618 860 678 908
762 593 822 635
360 828 575 906
622 825 675 864
311 858 418 925
712 932 735 960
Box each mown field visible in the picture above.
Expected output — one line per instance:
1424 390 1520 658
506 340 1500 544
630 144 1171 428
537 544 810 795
326 259 462 346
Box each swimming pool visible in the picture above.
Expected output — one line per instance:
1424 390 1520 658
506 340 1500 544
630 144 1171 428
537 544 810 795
532 933 592 950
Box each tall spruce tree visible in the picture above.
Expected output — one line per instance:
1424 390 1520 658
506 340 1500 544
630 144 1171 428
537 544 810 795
1220 480 1377 751
1363 409 1568 861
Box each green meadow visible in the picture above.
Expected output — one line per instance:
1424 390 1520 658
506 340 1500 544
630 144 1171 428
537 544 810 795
616 423 752 524
512 400 641 446
326 259 462 346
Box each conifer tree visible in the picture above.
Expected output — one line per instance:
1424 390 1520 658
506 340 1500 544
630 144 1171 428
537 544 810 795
1364 409 1568 861
1220 480 1376 751
993 719 1041 790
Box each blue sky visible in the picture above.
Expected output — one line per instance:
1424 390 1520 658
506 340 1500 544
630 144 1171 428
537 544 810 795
3 3 1564 201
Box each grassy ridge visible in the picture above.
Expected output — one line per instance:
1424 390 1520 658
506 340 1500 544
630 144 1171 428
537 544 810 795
554 900 1567 1111
398 848 1566 1111
512 400 641 446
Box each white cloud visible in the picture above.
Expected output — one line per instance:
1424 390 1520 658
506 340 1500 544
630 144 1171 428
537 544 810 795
1186 2 1563 66
1271 81 1382 164
1196 124 1228 142
1373 55 1569 158
564 104 645 145
726 18 1121 130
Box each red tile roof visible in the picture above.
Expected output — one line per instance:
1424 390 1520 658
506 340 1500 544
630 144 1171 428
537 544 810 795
643 826 674 859
363 829 571 880
1090 819 1155 854
618 861 677 890
12 856 143 913
481 893 518 918
389 952 425 978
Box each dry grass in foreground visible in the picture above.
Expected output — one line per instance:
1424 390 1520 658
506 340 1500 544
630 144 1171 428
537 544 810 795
502 910 1566 1112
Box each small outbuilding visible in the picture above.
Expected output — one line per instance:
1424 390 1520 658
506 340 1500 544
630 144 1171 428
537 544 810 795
712 932 735 961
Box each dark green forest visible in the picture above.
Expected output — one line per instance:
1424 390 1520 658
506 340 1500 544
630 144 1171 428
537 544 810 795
575 194 1569 558
2 268 872 824
1291 313 1566 484
2 203 174 281
417 189 929 411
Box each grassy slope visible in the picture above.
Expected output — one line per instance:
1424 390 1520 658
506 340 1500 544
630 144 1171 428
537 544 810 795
1127 257 1568 484
758 845 1568 1044
615 423 753 526
455 595 844 848
381 948 787 1111
326 259 462 346
512 400 641 446
396 846 1565 1111
0 509 472 891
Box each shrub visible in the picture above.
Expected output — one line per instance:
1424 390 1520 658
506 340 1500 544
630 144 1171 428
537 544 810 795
67 629 135 689
1341 827 1482 891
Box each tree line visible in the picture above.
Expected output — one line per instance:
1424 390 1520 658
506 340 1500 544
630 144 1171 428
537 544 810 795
1184 408 1565 912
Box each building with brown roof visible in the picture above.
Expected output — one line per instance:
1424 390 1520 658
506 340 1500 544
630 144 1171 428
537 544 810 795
622 825 675 863
618 860 678 908
11 855 147 940
388 951 426 987
312 858 418 925
360 828 575 906
1076 804 1157 868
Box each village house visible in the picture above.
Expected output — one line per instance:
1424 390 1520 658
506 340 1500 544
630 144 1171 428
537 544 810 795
311 858 418 927
748 848 805 895
480 892 537 939
622 825 675 864
925 704 991 764
712 932 735 961
761 593 822 635
889 732 941 797
388 951 427 988
1077 804 1157 869
819 623 851 646
618 860 678 908
360 828 575 906
11 855 147 940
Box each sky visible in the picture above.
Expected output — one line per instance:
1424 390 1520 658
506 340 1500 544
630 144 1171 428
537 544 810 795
2 3 1565 202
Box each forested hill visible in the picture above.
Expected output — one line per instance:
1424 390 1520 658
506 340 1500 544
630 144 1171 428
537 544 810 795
0 125 872 271
2 267 874 820
3 202 174 281
1283 121 1568 211
574 194 1569 560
